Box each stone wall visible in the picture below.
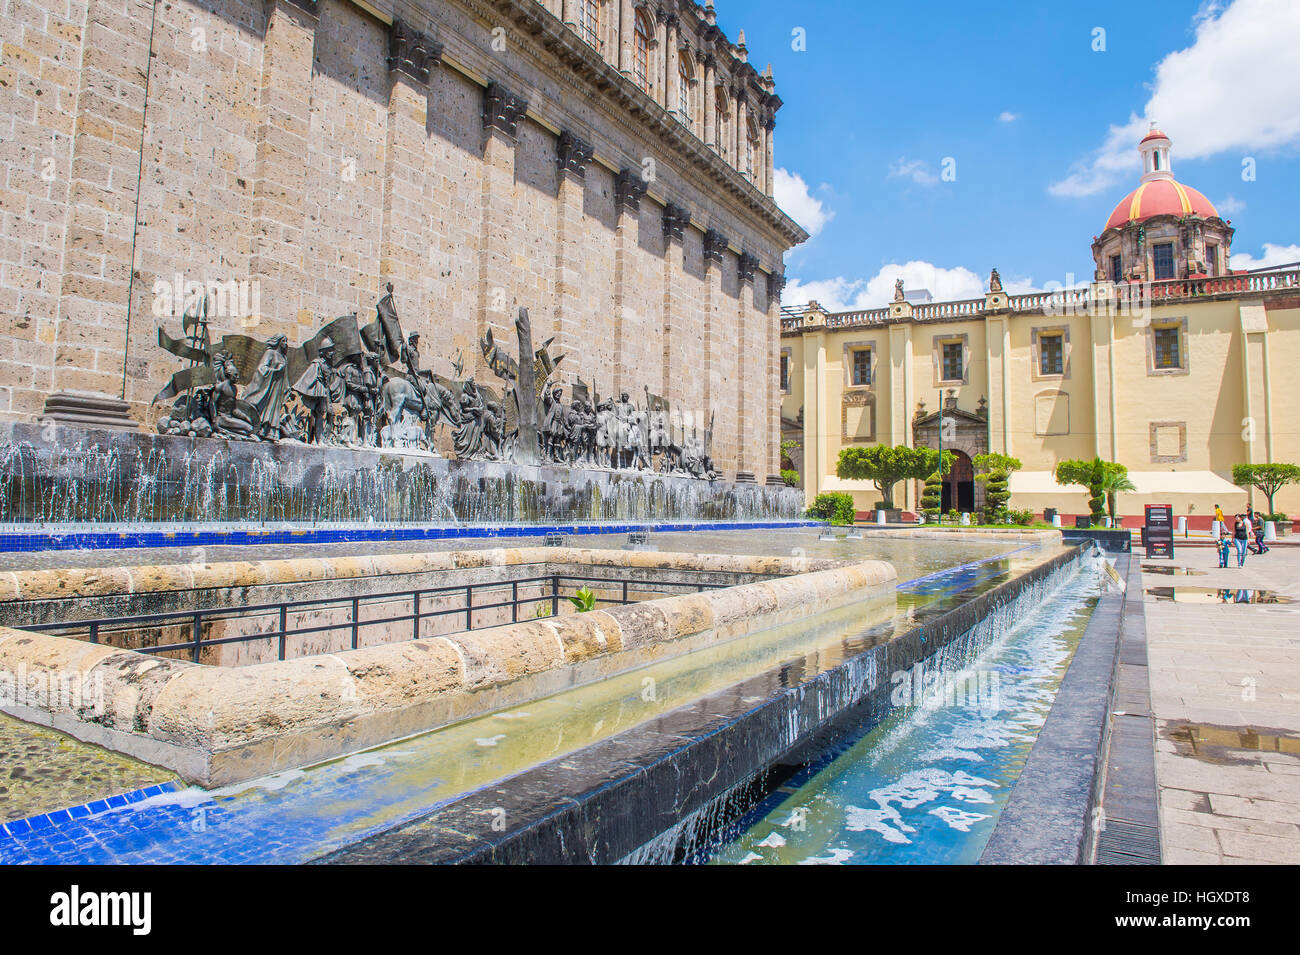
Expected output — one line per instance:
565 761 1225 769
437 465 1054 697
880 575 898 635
0 0 805 479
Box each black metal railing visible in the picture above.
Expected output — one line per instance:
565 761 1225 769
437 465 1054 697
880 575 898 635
22 572 742 664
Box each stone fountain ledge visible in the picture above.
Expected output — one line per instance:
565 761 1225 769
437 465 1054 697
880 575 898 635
0 551 896 788
836 528 1063 545
0 546 847 602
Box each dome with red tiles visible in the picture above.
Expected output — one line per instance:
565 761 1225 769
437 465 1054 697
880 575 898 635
1104 178 1218 231
1092 125 1234 283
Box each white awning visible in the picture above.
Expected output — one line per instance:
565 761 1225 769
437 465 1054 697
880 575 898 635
1009 471 1068 495
1009 470 1244 496
1126 471 1244 496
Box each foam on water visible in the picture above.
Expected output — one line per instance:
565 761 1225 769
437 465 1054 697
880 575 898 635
707 552 1106 865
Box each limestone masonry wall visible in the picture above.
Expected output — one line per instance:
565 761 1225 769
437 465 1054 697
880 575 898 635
0 0 805 478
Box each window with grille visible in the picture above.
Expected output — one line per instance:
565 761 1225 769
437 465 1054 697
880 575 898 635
678 57 692 127
851 349 871 386
1110 254 1122 283
780 354 789 391
1040 334 1064 375
577 0 600 50
634 13 651 91
715 91 727 157
941 342 963 381
1206 243 1218 276
1153 243 1175 281
1153 326 1181 369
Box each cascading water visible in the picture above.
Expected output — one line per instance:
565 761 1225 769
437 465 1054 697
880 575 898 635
619 548 1109 864
0 423 803 525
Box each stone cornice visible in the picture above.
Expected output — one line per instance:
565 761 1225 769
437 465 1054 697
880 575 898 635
662 203 691 243
703 228 728 264
738 251 759 284
483 80 529 138
556 130 595 178
388 17 442 84
615 168 649 211
280 0 319 17
767 270 787 300
483 0 806 246
779 272 1300 337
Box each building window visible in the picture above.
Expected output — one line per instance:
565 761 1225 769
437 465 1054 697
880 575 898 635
941 341 963 381
1153 242 1175 281
746 119 759 181
1110 254 1122 284
780 354 789 392
633 12 652 92
851 349 871 386
577 0 600 51
714 90 727 158
1040 333 1064 375
677 56 692 128
1206 243 1219 277
1153 326 1181 369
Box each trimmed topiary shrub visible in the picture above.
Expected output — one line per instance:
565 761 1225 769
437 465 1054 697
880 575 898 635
920 471 942 519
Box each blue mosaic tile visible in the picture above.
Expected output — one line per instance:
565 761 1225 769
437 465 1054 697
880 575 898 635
0 520 821 553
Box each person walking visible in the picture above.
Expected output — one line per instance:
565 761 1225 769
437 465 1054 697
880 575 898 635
1251 509 1269 555
1233 514 1250 568
1217 525 1232 568
1214 503 1226 535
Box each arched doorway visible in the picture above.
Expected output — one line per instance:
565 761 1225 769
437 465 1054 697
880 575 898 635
942 449 975 514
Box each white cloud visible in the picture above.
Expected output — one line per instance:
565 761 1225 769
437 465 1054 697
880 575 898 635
888 157 939 186
1230 242 1300 270
784 261 994 311
1215 194 1246 215
1050 0 1300 198
773 168 833 238
998 111 1019 123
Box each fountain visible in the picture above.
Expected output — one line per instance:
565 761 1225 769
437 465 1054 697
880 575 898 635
0 291 802 533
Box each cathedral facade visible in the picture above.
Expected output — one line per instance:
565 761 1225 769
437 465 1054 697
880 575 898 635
782 129 1300 522
0 0 804 480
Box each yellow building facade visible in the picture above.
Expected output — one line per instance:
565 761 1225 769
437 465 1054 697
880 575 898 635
780 131 1300 525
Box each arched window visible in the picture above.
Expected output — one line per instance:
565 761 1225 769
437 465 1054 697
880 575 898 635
633 11 652 92
714 88 728 158
677 54 693 128
746 118 760 181
577 0 601 51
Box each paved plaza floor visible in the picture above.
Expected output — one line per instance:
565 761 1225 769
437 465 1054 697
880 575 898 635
1139 543 1300 864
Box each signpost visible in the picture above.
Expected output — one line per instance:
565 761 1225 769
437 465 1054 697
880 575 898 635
1144 504 1174 559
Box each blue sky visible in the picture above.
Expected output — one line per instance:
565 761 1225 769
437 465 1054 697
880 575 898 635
711 0 1300 309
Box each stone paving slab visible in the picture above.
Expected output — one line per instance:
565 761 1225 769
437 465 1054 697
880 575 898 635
1143 545 1300 864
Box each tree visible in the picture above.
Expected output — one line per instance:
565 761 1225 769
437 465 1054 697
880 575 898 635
836 445 951 509
1232 463 1300 516
1055 457 1107 524
973 453 1022 522
1100 463 1136 521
